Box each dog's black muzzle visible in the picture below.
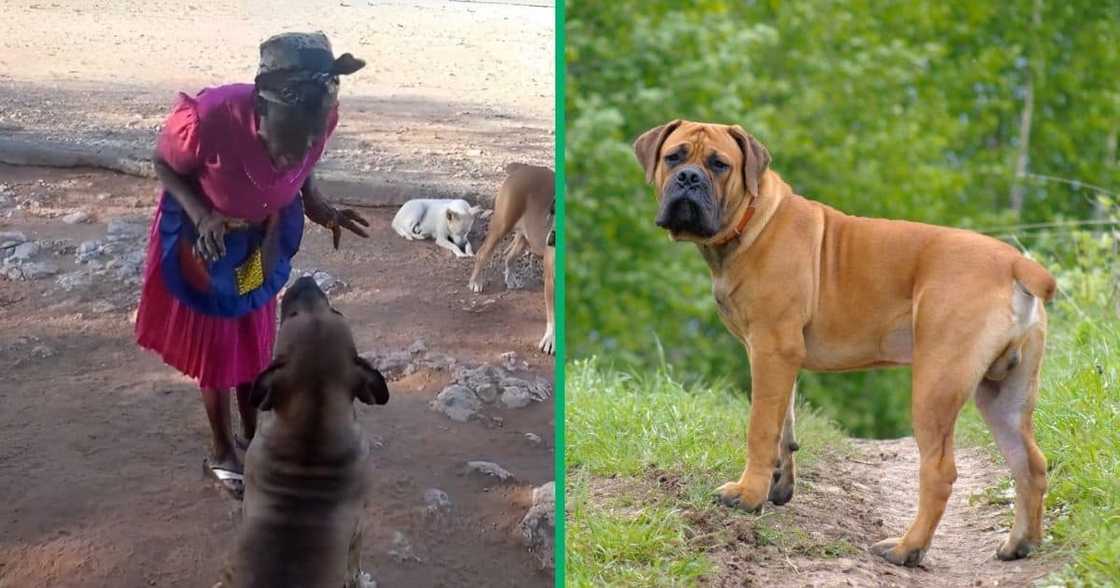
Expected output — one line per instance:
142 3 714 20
280 275 329 319
654 165 720 237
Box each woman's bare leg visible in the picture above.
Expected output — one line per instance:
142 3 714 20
201 387 240 471
235 383 257 443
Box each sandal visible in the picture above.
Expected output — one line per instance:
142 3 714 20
203 457 244 501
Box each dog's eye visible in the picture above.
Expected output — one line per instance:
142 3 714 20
709 157 729 172
331 308 344 317
664 151 682 165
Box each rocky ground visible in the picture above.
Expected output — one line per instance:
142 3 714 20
0 163 554 586
1 2 555 584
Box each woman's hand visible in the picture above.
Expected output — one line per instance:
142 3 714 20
194 210 247 262
304 191 370 249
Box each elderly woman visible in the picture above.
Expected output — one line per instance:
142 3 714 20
135 32 369 499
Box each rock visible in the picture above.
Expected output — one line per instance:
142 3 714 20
518 481 555 569
10 241 40 261
354 571 377 588
91 301 117 314
388 531 421 563
451 364 551 408
475 381 501 403
311 269 346 293
62 211 91 224
0 231 28 245
55 271 94 291
364 350 413 380
77 240 101 257
31 345 56 359
500 351 528 371
407 338 428 355
8 261 59 280
524 432 542 445
422 488 451 513
105 218 144 241
466 461 513 481
500 384 533 409
429 385 480 422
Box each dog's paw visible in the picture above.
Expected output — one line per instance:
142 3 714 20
870 537 927 567
713 481 765 513
468 280 483 293
996 537 1037 561
538 334 554 355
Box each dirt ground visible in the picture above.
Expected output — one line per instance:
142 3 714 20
0 2 553 585
0 0 555 203
693 438 1062 587
0 161 553 588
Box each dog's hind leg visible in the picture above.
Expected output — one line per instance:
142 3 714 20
975 323 1047 561
503 232 530 289
468 191 521 293
871 290 1010 566
768 384 798 505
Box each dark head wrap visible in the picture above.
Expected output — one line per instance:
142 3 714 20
254 32 365 110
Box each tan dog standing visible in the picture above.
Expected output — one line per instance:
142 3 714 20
469 162 556 355
217 276 389 588
634 120 1055 567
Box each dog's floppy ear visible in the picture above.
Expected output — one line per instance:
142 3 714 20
250 357 288 411
633 120 682 185
332 53 366 76
353 356 390 405
468 205 484 217
727 125 771 198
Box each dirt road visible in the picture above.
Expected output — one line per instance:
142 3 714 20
707 437 1062 587
0 161 553 587
0 0 555 203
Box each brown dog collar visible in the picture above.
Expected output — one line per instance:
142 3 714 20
709 195 757 247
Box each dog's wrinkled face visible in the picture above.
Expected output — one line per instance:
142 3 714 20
251 276 389 411
633 120 770 242
446 203 482 254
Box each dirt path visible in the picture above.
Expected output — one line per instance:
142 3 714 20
711 438 1062 587
0 0 554 203
0 165 553 586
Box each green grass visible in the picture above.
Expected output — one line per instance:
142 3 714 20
566 360 850 586
957 309 1120 585
568 306 1120 586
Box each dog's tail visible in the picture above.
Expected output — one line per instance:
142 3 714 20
1012 256 1057 302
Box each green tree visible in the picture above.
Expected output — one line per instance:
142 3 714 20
566 0 1120 437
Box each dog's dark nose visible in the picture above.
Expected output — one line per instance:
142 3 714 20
289 275 322 297
282 275 327 312
675 166 704 188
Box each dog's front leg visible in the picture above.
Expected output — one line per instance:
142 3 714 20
716 332 803 513
435 234 466 257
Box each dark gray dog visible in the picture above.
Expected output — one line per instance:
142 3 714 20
216 276 389 588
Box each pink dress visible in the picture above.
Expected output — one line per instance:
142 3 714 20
135 84 338 390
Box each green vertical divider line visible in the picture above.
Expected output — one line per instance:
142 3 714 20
553 0 566 585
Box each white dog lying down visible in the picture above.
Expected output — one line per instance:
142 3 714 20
392 199 487 257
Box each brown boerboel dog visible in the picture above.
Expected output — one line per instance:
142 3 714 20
216 276 389 587
633 119 1055 567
